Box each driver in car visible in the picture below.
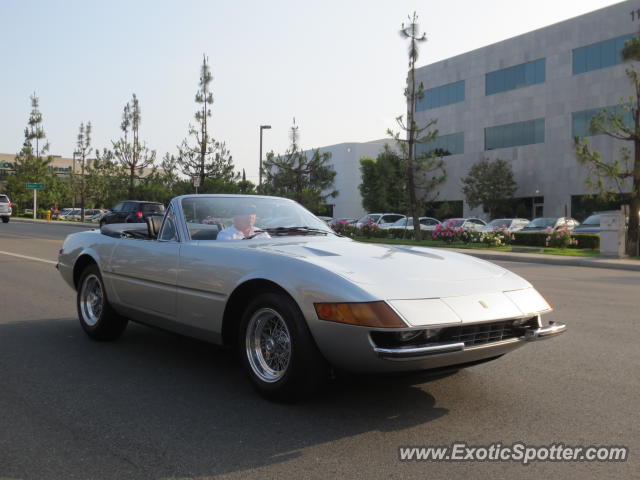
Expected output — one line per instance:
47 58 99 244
217 204 271 240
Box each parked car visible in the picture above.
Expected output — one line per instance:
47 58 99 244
519 217 580 233
57 194 565 401
100 201 165 226
57 208 80 220
571 214 601 234
67 209 105 221
381 217 441 231
443 218 487 231
480 218 530 233
87 210 109 223
0 194 12 223
317 216 333 224
355 213 406 228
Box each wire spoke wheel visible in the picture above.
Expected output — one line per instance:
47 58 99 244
80 274 104 326
245 307 292 383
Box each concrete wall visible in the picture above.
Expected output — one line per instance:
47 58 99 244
304 138 395 219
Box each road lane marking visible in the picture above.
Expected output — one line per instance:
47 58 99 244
0 250 57 265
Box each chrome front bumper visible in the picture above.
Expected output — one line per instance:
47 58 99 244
373 321 567 361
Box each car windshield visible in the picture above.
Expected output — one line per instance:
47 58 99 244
180 196 334 239
581 215 600 226
0 195 8 203
525 218 556 228
487 219 511 228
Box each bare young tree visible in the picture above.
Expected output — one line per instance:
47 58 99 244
178 55 237 190
112 94 156 198
26 93 49 159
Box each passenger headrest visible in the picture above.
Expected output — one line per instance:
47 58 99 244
146 215 165 239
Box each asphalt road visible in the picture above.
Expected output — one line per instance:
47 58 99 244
1 221 638 480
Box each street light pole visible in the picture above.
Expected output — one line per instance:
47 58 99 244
259 125 271 186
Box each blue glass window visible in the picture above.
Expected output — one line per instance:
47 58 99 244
416 132 464 157
485 119 545 150
571 106 633 137
572 34 635 75
486 59 545 95
416 80 465 111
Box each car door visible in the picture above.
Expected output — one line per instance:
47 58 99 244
108 206 179 321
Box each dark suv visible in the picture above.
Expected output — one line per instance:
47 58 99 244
100 201 165 226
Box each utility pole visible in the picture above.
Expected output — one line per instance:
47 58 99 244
259 125 271 186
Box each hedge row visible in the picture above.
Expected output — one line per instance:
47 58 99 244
335 225 600 250
512 232 599 249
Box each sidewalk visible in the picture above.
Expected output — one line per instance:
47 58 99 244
446 247 640 272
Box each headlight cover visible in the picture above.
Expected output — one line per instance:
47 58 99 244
314 301 407 328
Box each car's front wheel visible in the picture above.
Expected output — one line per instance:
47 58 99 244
1 216 8 223
239 292 327 402
77 264 128 341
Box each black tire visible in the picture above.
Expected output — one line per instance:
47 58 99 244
1 216 8 223
77 264 128 341
239 291 327 402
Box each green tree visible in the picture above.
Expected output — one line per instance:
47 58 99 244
389 12 446 240
111 94 156 198
461 158 517 219
573 37 640 256
178 55 238 190
358 146 408 213
261 122 337 213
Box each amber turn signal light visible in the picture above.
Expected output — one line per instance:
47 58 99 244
314 301 407 328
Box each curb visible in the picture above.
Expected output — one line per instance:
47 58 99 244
10 217 95 228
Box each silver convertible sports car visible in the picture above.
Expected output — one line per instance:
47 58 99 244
57 195 566 401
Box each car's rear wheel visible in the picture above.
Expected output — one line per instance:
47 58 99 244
77 264 128 341
1 216 8 223
239 292 327 402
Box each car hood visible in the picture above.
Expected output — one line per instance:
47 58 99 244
250 238 532 300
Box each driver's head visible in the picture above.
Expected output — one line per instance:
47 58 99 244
233 204 257 233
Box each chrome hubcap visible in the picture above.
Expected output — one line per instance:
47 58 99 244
245 308 291 383
80 274 103 326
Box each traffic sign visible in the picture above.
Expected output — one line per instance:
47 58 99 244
26 183 45 190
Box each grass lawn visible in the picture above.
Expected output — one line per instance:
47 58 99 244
352 236 600 257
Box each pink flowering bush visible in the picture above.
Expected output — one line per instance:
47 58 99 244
331 219 351 234
545 224 577 248
359 218 382 238
432 221 465 243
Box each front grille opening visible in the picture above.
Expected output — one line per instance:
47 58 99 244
371 316 539 349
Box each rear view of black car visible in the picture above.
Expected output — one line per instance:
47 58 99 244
100 201 165 226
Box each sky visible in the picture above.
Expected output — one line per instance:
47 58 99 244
0 0 624 183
